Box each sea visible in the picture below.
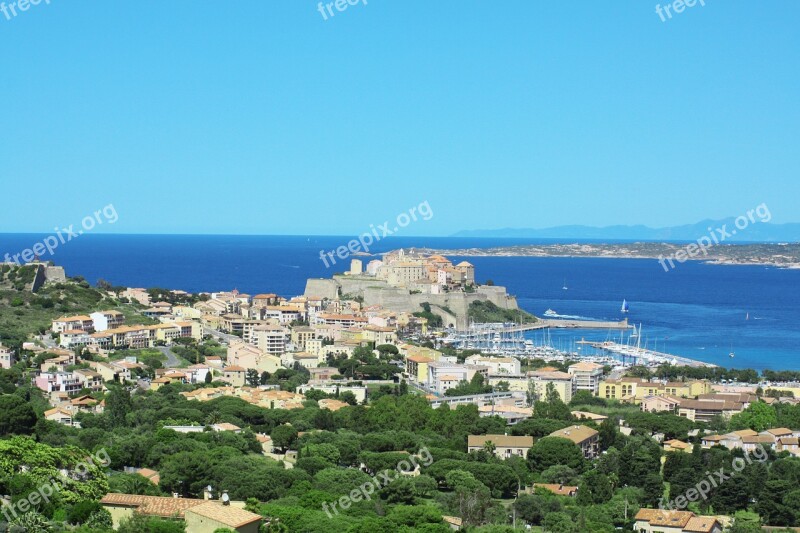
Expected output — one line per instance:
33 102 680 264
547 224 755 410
1 234 798 372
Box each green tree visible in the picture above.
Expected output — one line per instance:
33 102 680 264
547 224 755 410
598 417 618 450
340 391 358 405
108 473 162 496
246 369 260 388
576 470 613 505
755 480 796 526
106 385 132 427
118 515 186 533
0 394 37 436
540 465 578 485
159 451 215 497
527 437 584 473
412 474 438 497
730 401 779 432
380 476 417 504
270 425 298 452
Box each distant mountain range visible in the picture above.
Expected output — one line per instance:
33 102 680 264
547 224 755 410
453 218 800 242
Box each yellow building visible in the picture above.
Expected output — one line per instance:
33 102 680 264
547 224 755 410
529 370 574 404
184 502 261 533
407 355 432 382
598 377 711 403
766 385 800 397
400 344 445 362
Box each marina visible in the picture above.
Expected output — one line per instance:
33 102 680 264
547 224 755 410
440 318 716 368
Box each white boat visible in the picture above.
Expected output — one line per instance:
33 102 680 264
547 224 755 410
562 278 568 290
621 299 629 313
544 309 558 317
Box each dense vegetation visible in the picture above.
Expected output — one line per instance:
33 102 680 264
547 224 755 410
467 301 537 324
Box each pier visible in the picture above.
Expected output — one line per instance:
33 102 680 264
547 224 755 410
501 318 632 333
589 341 717 368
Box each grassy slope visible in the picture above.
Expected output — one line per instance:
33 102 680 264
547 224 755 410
468 300 538 324
0 266 157 347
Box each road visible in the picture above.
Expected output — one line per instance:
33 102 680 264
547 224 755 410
156 346 183 368
203 326 239 344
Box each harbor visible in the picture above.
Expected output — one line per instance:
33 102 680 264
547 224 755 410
439 318 717 368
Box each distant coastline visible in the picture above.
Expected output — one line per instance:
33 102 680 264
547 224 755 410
414 243 800 269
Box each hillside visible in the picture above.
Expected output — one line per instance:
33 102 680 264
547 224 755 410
468 300 537 324
0 265 156 347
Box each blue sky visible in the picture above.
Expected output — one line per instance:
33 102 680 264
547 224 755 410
1 1 798 235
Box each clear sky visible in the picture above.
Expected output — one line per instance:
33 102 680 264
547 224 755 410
1 1 798 235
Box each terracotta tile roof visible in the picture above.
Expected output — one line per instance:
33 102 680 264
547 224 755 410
570 411 608 421
763 427 793 436
635 509 695 528
569 361 603 371
185 502 261 528
741 435 775 444
100 494 204 518
549 425 599 444
213 423 241 432
55 315 92 322
318 399 349 411
533 483 578 496
684 516 721 532
223 365 246 372
44 407 72 417
529 370 572 380
467 434 533 448
664 439 692 449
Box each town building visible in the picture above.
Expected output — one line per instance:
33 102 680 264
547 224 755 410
465 355 521 374
0 343 15 369
633 509 722 533
249 325 288 356
529 370 574 403
467 434 534 459
89 310 125 331
568 361 604 395
641 395 682 413
598 377 711 403
52 315 94 333
548 425 600 459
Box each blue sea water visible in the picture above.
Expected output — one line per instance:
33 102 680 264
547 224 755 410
1 234 798 371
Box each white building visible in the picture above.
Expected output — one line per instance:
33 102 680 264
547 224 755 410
59 330 92 348
250 325 288 355
0 344 14 369
426 361 470 394
90 310 125 332
465 355 521 375
568 362 605 395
